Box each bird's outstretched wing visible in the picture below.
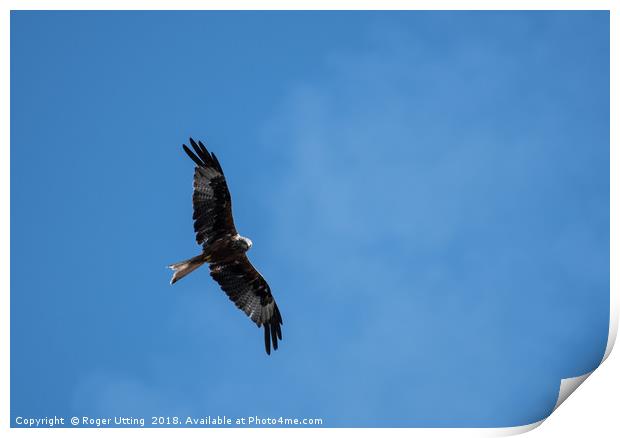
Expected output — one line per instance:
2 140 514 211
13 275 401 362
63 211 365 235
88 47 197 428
209 255 283 355
183 138 238 247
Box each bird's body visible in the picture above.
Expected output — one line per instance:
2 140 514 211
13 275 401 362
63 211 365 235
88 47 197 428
168 138 283 354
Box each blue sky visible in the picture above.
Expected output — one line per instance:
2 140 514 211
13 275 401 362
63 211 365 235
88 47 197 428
11 11 609 427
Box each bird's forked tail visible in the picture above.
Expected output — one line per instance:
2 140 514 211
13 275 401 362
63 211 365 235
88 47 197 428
168 254 205 285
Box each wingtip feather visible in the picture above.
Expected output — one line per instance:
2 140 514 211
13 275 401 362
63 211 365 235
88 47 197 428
183 144 203 167
211 152 224 174
198 140 210 158
264 325 271 355
270 322 279 350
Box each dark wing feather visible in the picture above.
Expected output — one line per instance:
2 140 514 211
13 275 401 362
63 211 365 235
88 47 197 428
209 255 283 355
183 138 237 247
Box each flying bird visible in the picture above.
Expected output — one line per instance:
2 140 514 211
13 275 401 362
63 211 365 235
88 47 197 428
168 138 283 355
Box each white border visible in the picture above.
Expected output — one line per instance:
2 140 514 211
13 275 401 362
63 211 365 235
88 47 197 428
1 1 616 436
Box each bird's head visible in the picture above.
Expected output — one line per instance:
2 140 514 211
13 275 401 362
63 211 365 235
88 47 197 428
234 235 252 251
242 237 253 250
